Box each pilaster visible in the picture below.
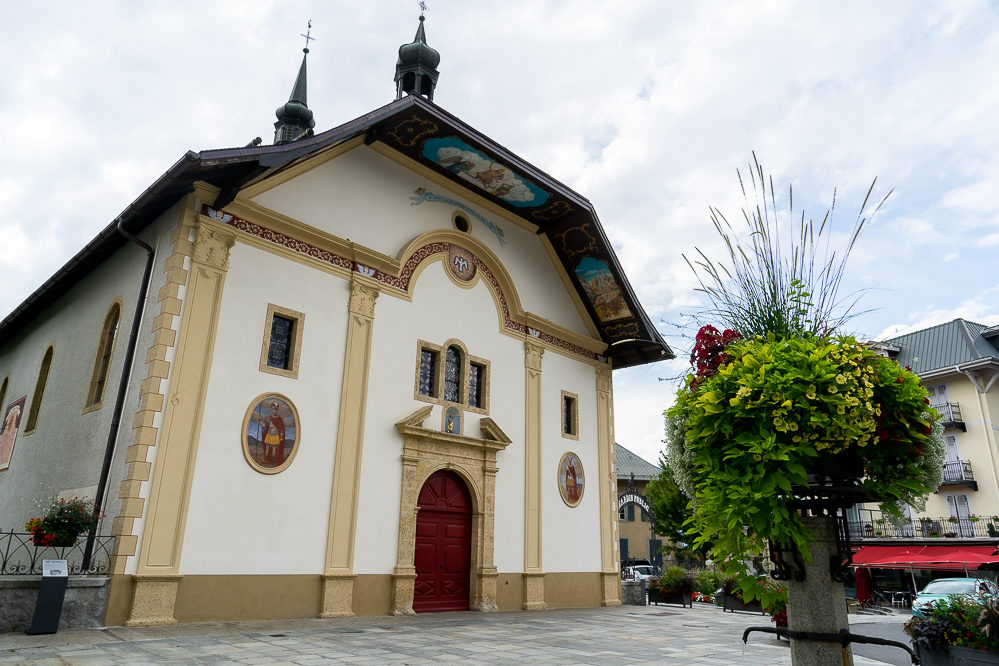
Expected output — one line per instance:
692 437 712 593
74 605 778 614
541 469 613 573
595 365 620 606
523 341 546 610
322 278 379 617
128 219 234 626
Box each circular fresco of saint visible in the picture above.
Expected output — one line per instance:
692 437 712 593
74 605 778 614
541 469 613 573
558 452 584 507
243 394 299 474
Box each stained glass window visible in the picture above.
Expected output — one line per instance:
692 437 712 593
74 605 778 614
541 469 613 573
267 315 294 369
444 346 461 402
419 349 437 396
469 363 484 408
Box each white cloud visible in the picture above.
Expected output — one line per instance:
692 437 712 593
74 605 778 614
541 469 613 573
2 0 999 459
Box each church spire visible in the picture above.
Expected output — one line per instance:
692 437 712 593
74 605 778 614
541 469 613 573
395 11 440 101
274 22 316 145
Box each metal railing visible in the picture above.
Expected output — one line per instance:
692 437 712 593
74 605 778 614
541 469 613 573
0 530 114 575
942 459 975 484
848 516 999 540
934 401 963 424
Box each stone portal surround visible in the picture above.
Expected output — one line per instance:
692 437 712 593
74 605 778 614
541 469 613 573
392 407 510 614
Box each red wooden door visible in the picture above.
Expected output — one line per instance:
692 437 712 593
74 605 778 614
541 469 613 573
413 470 472 612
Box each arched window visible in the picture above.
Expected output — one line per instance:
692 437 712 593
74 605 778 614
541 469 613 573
443 345 462 403
25 346 53 433
86 302 120 409
0 375 7 411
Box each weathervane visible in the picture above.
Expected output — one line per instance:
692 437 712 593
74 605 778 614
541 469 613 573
300 20 315 53
419 1 428 16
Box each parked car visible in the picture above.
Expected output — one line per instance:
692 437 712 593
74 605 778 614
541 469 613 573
911 577 999 617
622 565 659 581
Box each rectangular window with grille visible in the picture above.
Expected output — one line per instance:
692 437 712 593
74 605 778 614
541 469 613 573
561 391 578 439
469 362 485 408
258 304 305 379
419 348 438 397
267 316 294 369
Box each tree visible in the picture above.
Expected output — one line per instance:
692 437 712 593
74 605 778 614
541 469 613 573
645 457 709 563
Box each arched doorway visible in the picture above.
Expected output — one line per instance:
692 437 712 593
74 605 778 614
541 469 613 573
413 469 472 612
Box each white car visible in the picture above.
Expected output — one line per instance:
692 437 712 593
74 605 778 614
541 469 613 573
623 565 659 581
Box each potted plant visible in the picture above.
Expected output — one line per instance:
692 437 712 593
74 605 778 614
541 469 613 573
905 596 999 664
648 565 694 607
662 158 946 610
765 583 789 632
24 497 101 548
719 577 766 614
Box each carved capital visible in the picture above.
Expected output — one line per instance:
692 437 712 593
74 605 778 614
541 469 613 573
348 280 379 318
192 224 235 271
596 367 612 394
524 341 545 371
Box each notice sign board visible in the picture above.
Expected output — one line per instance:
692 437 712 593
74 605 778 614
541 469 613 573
26 560 69 635
42 559 68 577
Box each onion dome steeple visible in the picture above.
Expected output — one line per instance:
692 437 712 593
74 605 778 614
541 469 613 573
274 23 316 145
395 13 440 101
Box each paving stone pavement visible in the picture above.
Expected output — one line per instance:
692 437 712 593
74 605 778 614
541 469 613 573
0 604 899 665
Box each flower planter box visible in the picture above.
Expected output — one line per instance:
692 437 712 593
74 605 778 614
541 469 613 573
916 645 999 666
648 587 692 608
722 594 765 614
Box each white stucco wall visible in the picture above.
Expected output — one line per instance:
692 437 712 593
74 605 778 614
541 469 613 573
180 242 349 574
539 350 602 573
250 145 590 337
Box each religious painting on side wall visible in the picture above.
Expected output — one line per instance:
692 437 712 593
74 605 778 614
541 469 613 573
558 452 584 507
0 396 27 472
242 394 300 474
573 257 632 322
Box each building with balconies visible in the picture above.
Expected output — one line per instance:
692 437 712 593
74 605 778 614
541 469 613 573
849 319 999 588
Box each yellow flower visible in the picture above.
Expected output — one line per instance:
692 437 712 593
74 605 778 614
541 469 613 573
836 374 846 384
805 386 817 399
828 385 838 394
837 405 846 414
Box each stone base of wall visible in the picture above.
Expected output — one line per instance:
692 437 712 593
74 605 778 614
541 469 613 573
0 577 109 633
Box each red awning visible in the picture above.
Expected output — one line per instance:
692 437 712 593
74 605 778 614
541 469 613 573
852 545 999 571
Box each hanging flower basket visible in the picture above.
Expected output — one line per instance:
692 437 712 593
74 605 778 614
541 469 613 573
25 497 101 548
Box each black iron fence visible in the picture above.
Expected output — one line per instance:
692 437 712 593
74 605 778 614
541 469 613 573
0 530 114 575
847 516 999 541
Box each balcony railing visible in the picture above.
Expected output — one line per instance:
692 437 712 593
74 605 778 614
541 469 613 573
847 516 999 541
941 459 977 489
0 530 114 575
933 402 966 431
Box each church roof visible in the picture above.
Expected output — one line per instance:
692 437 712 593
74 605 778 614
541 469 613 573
0 94 672 368
615 443 660 481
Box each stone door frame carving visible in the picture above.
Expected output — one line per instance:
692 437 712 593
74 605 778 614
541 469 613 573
393 406 511 614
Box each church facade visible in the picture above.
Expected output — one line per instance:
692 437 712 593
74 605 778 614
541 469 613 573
0 17 670 627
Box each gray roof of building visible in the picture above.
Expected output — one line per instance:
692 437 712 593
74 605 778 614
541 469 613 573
879 318 999 375
615 443 660 481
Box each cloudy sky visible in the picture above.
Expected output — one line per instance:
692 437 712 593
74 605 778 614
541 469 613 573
2 1 998 466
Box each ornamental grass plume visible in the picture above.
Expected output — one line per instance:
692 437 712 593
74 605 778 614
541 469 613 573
685 152 891 338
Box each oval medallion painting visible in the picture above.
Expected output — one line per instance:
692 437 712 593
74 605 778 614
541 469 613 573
558 452 584 507
242 393 300 474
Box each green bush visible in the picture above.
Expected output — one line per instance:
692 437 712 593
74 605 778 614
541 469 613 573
695 568 723 597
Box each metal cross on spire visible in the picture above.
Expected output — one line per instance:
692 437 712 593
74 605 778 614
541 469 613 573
300 20 315 53
418 1 428 16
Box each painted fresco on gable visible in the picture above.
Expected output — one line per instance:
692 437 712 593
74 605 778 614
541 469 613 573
573 257 632 322
421 137 550 208
558 451 584 507
242 394 300 474
0 395 26 472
